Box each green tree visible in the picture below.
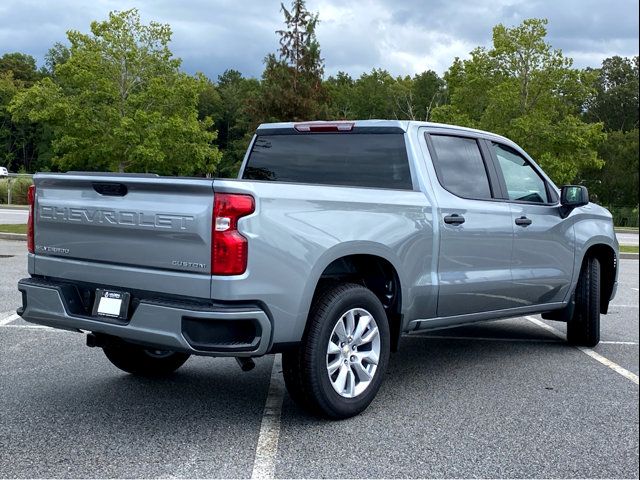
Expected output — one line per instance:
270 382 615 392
347 69 445 121
10 9 220 175
256 0 326 121
411 70 446 121
0 72 21 167
585 56 639 132
0 54 43 172
351 68 396 119
0 53 42 86
432 18 604 184
581 129 639 206
214 70 260 177
325 71 355 119
43 42 71 77
1 71 48 172
580 56 639 208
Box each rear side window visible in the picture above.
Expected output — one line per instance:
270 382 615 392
242 133 413 190
428 135 492 200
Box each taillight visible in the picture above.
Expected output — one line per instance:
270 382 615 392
27 185 35 253
212 193 255 275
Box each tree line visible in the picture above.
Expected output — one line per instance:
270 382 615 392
0 1 638 212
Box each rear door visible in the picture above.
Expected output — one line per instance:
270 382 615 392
488 142 574 306
423 131 516 317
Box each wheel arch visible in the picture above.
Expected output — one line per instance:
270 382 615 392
300 243 406 351
580 242 618 314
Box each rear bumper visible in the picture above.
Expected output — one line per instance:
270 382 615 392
17 277 272 357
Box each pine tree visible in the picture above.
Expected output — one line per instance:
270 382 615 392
256 0 326 122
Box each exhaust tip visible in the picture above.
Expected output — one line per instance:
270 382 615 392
235 357 256 372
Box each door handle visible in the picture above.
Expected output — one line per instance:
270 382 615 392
444 214 466 225
515 216 532 226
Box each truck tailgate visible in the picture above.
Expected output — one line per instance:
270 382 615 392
33 174 214 278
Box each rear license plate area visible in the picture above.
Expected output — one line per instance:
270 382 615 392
91 289 130 320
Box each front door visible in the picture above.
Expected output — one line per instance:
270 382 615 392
489 141 575 306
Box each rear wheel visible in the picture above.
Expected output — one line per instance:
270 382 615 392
567 256 601 347
282 283 390 419
102 341 190 376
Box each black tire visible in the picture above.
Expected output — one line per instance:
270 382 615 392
282 283 390 419
102 341 190 376
567 256 601 347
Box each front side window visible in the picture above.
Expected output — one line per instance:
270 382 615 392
428 134 492 200
493 143 549 204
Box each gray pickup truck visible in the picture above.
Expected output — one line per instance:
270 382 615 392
18 120 618 418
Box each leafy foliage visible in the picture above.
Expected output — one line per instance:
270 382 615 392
0 176 33 204
581 129 639 206
209 70 261 177
256 0 327 121
0 59 48 172
325 68 445 120
0 53 42 85
585 56 639 132
9 9 220 175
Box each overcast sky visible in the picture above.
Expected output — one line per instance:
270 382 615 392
1 0 638 80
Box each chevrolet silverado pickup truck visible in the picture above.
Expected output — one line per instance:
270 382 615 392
17 120 619 419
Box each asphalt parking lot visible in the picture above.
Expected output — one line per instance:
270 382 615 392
1 238 638 479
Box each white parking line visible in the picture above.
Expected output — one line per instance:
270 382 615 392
1 324 64 332
525 316 639 385
610 304 639 308
405 334 638 346
251 354 285 480
0 313 19 325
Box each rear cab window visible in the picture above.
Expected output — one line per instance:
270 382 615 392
242 131 413 190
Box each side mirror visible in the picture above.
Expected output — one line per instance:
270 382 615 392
560 185 589 218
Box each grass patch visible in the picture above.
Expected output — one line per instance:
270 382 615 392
0 224 26 234
0 204 29 209
620 245 639 254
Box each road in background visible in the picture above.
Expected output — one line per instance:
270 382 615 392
0 239 637 478
617 232 639 246
0 208 28 224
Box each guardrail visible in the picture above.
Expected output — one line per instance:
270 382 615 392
0 173 34 205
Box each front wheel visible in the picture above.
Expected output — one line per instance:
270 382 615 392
282 283 390 419
102 340 190 376
567 256 601 347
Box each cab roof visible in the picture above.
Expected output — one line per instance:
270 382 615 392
256 120 512 143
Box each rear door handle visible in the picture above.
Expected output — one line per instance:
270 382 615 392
515 216 532 226
444 214 465 225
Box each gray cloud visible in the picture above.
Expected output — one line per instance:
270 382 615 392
0 0 637 81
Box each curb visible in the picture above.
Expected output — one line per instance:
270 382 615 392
0 233 26 241
620 252 639 260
